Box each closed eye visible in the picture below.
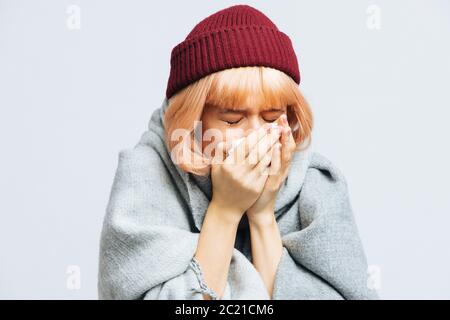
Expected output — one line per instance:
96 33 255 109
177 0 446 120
263 117 279 122
263 110 286 122
223 118 243 125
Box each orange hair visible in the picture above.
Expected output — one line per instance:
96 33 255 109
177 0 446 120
164 66 313 176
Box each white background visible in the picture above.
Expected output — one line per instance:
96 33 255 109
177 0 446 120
1 0 449 299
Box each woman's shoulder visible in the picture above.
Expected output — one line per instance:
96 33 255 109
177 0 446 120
117 129 172 172
299 152 353 221
113 129 183 191
108 131 192 226
116 142 164 178
304 151 349 188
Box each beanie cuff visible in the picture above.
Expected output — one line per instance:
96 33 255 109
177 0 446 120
166 25 300 99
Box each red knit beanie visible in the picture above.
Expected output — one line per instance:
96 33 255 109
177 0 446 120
166 4 300 99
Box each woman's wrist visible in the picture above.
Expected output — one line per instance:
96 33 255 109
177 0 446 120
195 200 241 298
207 199 243 227
248 209 283 298
247 209 277 230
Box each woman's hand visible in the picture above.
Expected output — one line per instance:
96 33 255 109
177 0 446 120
246 114 297 226
209 123 281 224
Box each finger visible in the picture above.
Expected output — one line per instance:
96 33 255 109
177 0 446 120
241 122 274 159
222 138 249 165
253 142 277 176
248 124 281 167
221 139 235 155
275 114 286 128
280 113 289 127
254 167 270 186
225 123 271 165
268 142 282 176
281 126 293 163
225 137 246 164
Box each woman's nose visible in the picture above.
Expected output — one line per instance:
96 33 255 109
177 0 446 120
247 116 265 132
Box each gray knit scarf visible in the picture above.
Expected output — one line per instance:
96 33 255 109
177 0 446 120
98 97 379 300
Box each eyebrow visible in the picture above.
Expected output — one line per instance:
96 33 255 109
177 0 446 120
219 109 246 114
263 108 285 112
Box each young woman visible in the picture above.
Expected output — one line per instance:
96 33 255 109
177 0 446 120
98 4 379 300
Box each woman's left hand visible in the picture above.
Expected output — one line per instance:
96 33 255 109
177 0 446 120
246 114 297 226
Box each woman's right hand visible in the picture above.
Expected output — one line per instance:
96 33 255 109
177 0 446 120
209 123 282 224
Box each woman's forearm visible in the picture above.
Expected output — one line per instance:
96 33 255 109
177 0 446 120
194 200 241 299
248 213 283 298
